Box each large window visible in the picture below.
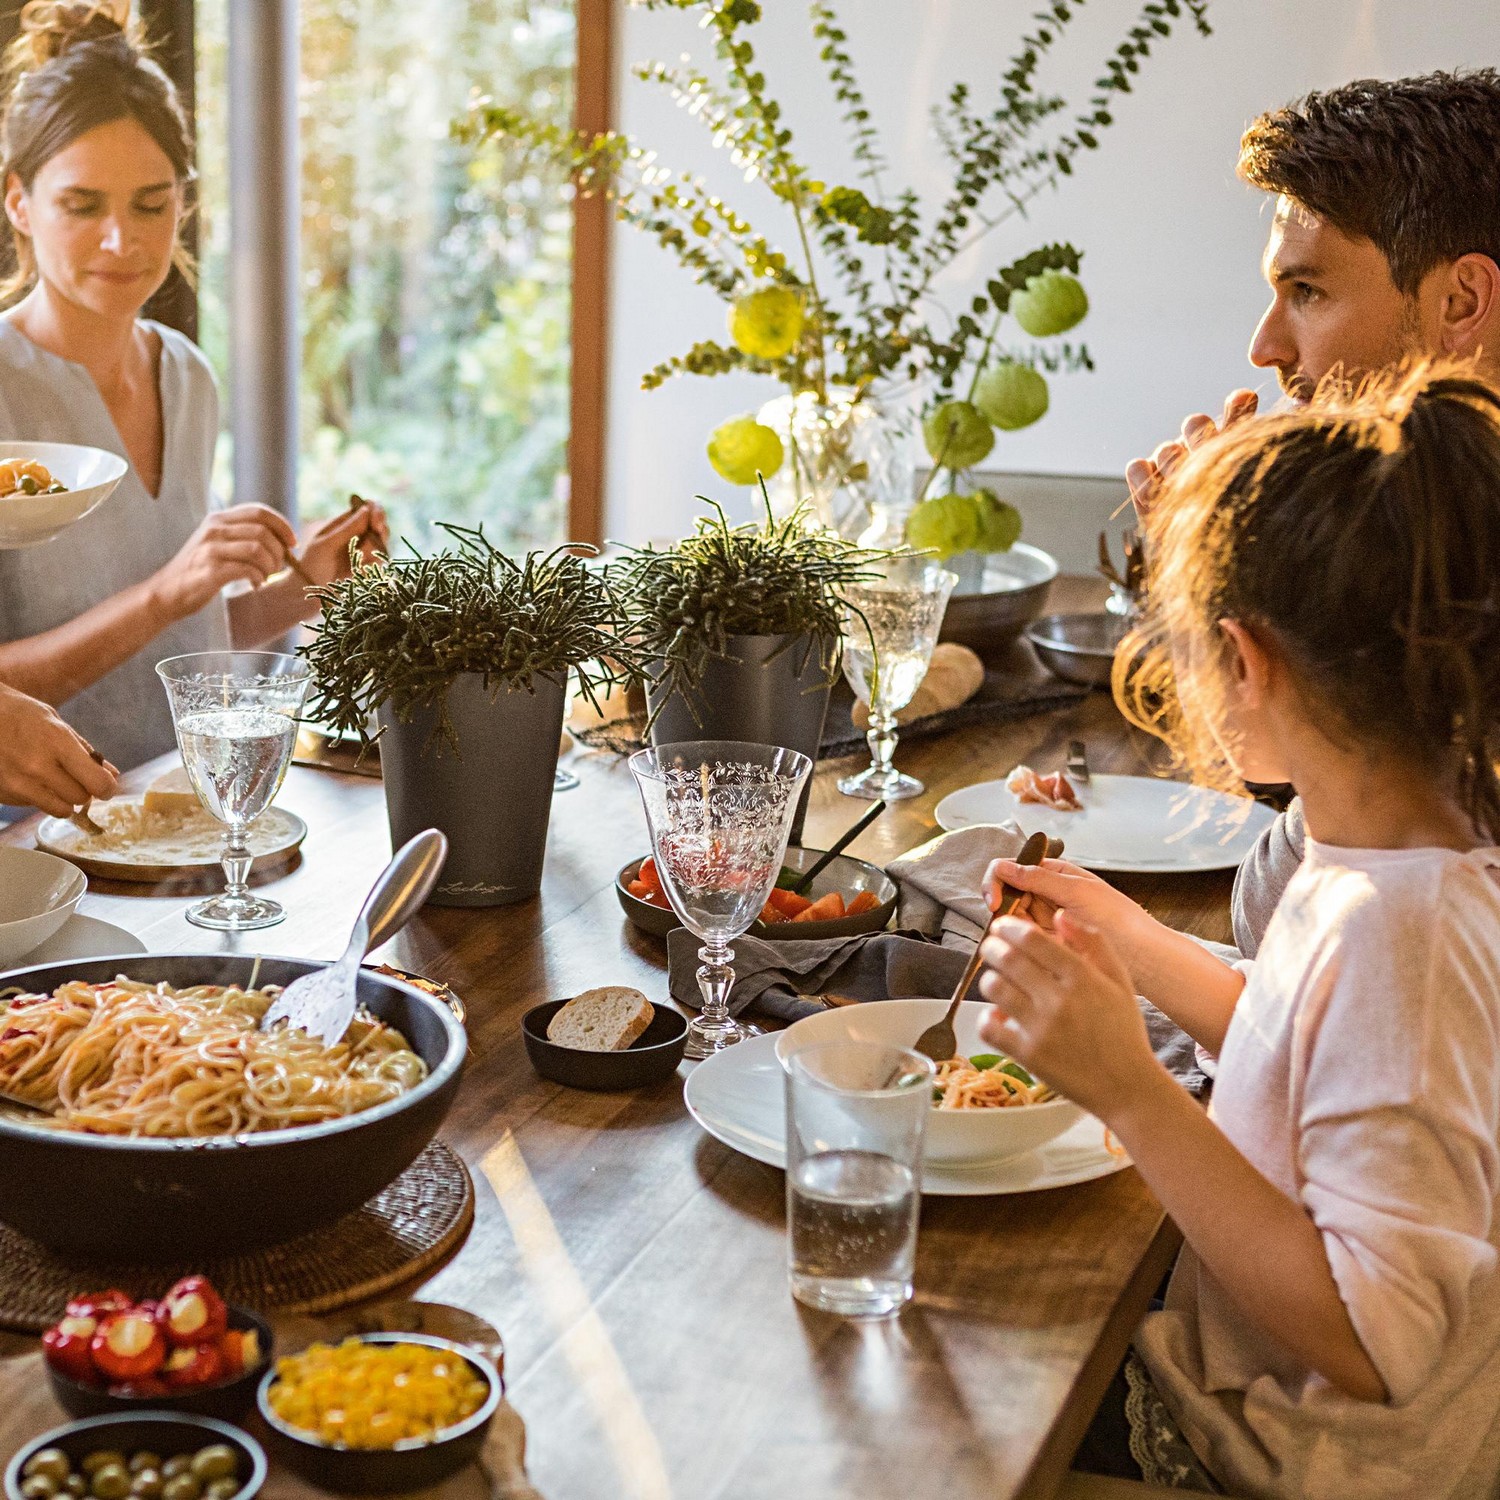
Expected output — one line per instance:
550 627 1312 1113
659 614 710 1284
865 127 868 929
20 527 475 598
195 1 577 551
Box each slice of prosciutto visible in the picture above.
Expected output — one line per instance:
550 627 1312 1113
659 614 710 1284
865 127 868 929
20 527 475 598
1005 764 1083 812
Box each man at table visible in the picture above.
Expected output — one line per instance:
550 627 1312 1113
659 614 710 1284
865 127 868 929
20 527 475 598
1125 69 1500 957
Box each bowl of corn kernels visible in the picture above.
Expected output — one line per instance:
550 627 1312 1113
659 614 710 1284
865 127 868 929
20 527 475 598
255 1333 500 1493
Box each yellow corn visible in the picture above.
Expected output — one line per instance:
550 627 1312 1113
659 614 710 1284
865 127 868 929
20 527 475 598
267 1339 489 1449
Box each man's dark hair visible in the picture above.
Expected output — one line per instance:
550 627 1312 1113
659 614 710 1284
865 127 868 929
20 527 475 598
1237 70 1500 295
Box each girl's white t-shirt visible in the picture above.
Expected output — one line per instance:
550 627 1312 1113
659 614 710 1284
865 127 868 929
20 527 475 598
0 317 229 772
1137 838 1500 1499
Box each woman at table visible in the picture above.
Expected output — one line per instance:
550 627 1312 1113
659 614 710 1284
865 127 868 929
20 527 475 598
978 365 1500 1497
0 1 386 774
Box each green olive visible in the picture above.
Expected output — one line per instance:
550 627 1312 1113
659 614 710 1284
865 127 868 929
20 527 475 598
18 474 38 494
161 1476 201 1500
81 1457 126 1479
158 1461 191 1483
186 1451 235 1485
21 1477 59 1499
202 1482 238 1500
23 1454 71 1486
126 1457 160 1478
130 1471 162 1500
89 1465 131 1500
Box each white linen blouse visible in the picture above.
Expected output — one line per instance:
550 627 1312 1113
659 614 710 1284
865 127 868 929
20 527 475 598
0 316 229 771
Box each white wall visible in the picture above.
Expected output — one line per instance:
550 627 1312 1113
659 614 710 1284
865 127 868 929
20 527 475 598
600 0 1500 548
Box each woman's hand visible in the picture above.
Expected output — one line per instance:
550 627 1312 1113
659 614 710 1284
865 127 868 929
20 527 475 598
149 505 299 622
0 684 118 816
977 912 1159 1121
296 499 389 588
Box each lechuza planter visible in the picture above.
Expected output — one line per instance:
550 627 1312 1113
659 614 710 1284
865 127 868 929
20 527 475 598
378 671 565 907
645 633 833 842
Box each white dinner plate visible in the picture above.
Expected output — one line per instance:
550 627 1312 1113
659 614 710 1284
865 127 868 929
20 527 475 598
933 772 1275 873
683 1032 1130 1196
0 913 146 972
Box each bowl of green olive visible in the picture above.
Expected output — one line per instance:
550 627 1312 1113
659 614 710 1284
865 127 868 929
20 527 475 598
3 1413 265 1500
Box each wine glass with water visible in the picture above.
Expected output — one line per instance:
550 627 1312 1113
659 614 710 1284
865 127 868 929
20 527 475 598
838 556 958 801
156 651 310 931
630 740 811 1058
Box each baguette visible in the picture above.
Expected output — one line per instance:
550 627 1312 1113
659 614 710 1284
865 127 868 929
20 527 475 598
547 986 655 1051
852 642 984 729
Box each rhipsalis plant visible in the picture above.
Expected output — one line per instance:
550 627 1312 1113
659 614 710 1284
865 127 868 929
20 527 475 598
611 493 895 727
458 1 1212 552
302 526 642 750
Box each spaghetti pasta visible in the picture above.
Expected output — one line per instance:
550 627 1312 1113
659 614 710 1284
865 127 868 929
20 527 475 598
932 1054 1056 1109
0 976 426 1137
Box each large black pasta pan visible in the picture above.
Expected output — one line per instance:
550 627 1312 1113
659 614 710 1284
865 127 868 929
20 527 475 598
0 954 466 1260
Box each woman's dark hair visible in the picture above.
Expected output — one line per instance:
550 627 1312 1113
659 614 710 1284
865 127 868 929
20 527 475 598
1 1 194 299
1117 361 1500 840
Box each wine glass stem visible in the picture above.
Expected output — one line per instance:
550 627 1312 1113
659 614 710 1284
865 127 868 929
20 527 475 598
866 704 899 782
696 939 735 1029
222 823 252 904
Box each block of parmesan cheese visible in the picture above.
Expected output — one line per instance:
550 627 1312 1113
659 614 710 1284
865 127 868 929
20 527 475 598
546 987 654 1052
142 764 202 817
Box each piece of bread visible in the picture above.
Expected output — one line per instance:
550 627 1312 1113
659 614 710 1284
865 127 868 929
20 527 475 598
142 763 202 817
852 642 985 729
546 987 655 1052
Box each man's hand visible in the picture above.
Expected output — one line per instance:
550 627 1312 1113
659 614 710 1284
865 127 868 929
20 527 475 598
0 684 118 816
1126 388 1259 519
148 505 299 622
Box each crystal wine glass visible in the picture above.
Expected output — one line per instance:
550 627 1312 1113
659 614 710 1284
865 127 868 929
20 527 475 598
156 650 310 931
838 557 958 801
630 739 812 1059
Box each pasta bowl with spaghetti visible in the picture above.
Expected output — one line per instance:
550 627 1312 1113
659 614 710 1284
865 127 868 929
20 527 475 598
776 998 1083 1168
0 955 465 1259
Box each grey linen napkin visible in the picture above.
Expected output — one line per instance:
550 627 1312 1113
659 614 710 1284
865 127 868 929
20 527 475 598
666 823 1211 1094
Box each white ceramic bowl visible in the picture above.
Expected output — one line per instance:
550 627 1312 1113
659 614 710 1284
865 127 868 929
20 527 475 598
0 441 128 549
0 847 86 966
776 997 1082 1167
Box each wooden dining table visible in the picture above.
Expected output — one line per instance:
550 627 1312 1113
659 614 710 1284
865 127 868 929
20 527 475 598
0 581 1237 1500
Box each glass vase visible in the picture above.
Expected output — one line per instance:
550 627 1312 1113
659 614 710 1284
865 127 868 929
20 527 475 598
758 389 915 541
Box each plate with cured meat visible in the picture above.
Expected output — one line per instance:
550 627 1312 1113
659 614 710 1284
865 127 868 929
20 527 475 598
933 768 1276 873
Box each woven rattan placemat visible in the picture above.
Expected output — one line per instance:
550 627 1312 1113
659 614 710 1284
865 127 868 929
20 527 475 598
0 1139 474 1333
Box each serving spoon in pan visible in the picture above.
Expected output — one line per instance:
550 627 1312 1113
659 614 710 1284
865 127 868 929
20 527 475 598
261 828 448 1045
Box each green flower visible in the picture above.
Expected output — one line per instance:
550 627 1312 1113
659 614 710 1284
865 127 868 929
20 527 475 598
1010 270 1089 338
972 488 1022 552
974 362 1049 430
707 415 784 484
922 400 994 469
728 285 805 359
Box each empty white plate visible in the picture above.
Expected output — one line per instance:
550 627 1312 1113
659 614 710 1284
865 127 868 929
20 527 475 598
2 913 147 972
934 773 1276 874
683 1032 1129 1196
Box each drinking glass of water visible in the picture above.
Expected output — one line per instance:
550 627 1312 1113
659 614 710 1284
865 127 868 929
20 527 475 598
630 739 811 1059
838 557 958 801
156 651 310 931
783 1038 934 1317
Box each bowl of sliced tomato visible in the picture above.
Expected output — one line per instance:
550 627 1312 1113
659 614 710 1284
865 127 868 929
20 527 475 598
617 846 898 941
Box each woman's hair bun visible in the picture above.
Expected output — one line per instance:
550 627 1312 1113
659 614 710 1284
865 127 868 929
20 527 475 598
15 1 133 68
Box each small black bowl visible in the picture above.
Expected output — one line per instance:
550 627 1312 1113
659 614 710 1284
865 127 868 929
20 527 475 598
4 1411 266 1500
257 1332 500 1494
522 999 688 1091
49 1306 274 1422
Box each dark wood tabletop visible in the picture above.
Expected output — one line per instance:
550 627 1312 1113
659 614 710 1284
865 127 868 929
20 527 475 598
0 581 1235 1500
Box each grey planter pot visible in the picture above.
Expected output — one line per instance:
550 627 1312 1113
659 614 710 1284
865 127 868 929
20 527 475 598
377 671 565 907
645 633 834 841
